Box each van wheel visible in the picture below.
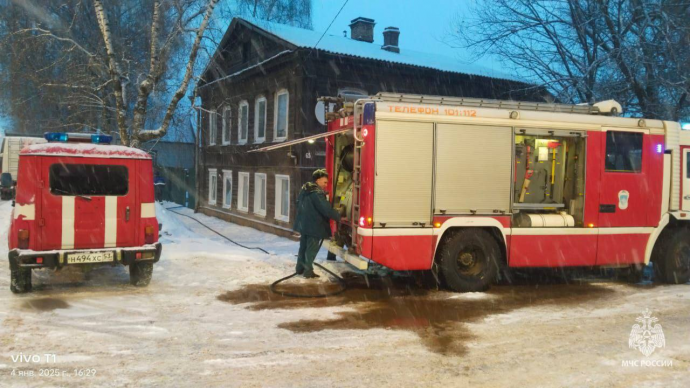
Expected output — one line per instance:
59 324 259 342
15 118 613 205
129 262 153 287
439 229 499 292
654 228 690 284
10 269 32 294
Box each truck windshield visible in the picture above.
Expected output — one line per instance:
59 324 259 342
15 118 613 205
50 164 128 196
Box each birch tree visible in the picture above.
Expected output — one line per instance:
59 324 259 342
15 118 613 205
94 0 218 146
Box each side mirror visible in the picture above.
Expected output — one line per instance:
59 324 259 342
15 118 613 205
11 200 15 207
12 181 16 186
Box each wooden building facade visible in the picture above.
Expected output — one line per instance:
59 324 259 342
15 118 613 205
196 17 549 237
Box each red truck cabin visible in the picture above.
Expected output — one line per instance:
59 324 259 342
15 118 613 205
7 133 161 293
323 94 690 292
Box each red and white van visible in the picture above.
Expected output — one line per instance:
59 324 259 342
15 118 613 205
7 133 161 293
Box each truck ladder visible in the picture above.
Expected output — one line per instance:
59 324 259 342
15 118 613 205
375 93 604 115
349 99 370 253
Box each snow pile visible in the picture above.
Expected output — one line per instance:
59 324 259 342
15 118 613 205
21 142 151 159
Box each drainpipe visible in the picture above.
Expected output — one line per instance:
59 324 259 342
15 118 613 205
192 104 208 214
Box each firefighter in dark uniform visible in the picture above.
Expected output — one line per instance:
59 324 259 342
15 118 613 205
154 171 166 202
293 169 342 278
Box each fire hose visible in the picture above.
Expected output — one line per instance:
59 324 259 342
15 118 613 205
165 206 347 298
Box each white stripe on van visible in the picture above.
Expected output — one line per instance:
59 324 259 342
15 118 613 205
13 203 35 220
104 196 118 248
61 197 75 249
141 203 156 218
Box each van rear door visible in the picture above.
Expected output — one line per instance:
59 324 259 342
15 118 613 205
41 157 138 250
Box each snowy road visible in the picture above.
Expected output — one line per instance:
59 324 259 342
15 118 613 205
1 200 689 387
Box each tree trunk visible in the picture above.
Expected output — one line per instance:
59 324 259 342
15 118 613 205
93 0 130 145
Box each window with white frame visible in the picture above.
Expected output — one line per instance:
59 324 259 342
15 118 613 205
222 170 232 209
238 172 250 212
274 89 288 141
238 101 249 144
208 169 217 205
222 107 231 145
275 174 290 222
209 109 217 146
254 96 267 143
253 173 267 216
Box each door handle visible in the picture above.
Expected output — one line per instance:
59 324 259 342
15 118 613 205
599 204 616 213
125 206 130 221
684 196 690 200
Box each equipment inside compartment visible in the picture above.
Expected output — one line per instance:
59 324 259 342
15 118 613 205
513 132 586 227
331 133 355 249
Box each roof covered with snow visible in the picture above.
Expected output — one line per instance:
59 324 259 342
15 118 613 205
21 142 152 160
217 18 521 83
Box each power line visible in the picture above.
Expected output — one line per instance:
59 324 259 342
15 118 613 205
307 0 349 58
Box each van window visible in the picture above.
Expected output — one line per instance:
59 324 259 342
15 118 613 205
50 164 128 196
605 131 643 173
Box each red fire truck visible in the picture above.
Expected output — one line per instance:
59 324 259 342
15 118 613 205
256 93 690 292
7 133 162 293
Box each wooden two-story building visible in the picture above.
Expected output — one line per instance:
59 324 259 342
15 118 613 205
196 17 549 237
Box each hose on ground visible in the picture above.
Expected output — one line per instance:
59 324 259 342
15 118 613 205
165 206 347 298
166 206 269 254
270 240 347 298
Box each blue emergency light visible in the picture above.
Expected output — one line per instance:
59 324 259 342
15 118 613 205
44 132 69 142
44 132 113 144
90 134 113 144
363 102 376 125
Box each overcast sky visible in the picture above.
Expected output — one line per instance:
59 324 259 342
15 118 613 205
311 0 505 74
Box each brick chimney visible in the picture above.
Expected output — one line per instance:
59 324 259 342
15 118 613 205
382 27 400 53
349 17 375 43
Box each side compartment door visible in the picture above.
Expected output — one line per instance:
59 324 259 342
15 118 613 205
372 120 434 270
435 123 512 214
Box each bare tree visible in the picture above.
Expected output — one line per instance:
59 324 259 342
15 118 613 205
0 0 313 143
450 0 690 120
0 0 211 142
236 0 312 28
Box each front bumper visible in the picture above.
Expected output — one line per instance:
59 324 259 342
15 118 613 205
8 243 162 270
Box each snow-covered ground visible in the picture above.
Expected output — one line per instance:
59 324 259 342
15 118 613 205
0 200 689 387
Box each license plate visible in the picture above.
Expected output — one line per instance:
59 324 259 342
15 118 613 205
66 251 114 264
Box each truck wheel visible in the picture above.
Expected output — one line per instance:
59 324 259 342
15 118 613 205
129 262 153 287
654 228 690 284
439 229 500 292
10 269 32 294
